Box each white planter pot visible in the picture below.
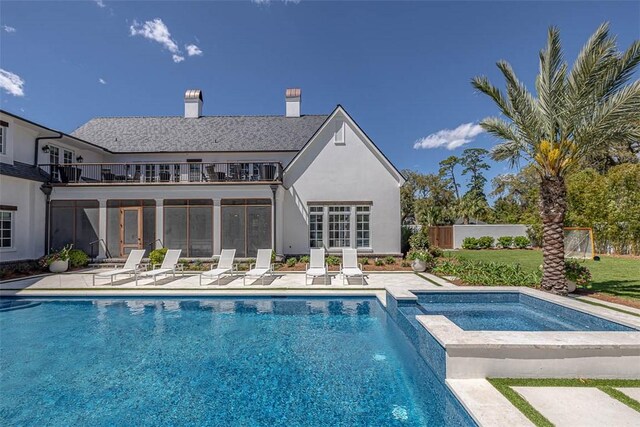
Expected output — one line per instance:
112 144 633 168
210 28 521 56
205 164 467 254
411 259 427 272
49 260 69 273
567 280 577 293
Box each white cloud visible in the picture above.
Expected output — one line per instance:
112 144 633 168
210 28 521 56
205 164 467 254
3 25 16 33
252 0 301 5
413 122 484 150
0 69 25 96
130 18 181 58
98 78 107 85
172 54 185 63
185 44 203 57
94 0 106 8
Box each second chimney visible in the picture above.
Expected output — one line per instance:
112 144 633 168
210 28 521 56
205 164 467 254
285 88 301 118
184 89 203 118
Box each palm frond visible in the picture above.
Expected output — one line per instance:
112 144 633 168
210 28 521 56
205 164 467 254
471 76 513 118
536 26 568 141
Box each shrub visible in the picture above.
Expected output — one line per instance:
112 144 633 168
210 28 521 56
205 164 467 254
497 236 514 249
565 259 592 286
149 248 168 266
429 246 443 258
383 256 396 265
401 260 411 268
299 255 310 264
359 257 370 265
477 236 494 249
401 226 414 255
39 244 73 267
407 250 436 271
374 259 384 267
68 249 89 268
462 237 480 250
513 236 531 249
326 255 340 266
408 227 430 251
433 258 541 286
286 257 297 267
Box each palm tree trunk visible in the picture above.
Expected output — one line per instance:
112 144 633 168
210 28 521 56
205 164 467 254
539 175 568 295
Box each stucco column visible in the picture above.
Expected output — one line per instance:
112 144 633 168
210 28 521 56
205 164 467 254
155 199 163 249
213 198 221 255
350 206 357 249
275 186 285 255
98 199 107 259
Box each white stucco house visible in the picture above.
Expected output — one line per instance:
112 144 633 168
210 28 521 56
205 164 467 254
0 89 404 262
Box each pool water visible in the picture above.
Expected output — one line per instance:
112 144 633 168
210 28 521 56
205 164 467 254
417 292 634 332
0 297 474 426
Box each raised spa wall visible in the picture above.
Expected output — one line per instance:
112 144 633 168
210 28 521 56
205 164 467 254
384 288 640 381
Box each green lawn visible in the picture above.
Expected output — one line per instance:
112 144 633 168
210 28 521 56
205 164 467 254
446 249 640 302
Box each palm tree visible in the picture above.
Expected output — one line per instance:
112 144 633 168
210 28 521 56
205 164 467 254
472 23 640 294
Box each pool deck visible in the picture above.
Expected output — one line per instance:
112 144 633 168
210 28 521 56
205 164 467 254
2 271 639 427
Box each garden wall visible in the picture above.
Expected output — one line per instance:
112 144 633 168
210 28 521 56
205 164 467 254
453 224 528 249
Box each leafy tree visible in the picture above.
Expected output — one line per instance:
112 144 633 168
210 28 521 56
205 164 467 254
458 148 491 223
438 156 461 199
472 23 640 294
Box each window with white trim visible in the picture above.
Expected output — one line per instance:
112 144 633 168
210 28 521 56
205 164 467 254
309 206 324 248
49 145 59 165
356 206 371 248
0 210 14 248
0 125 6 155
334 120 345 144
328 206 350 248
63 149 74 164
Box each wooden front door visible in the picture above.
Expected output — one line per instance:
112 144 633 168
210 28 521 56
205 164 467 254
120 207 143 256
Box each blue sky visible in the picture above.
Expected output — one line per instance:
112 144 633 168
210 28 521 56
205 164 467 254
1 1 638 193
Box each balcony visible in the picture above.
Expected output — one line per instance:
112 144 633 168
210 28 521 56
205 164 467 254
39 162 283 185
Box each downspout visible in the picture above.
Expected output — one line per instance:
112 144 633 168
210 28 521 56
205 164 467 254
270 184 279 258
35 132 63 256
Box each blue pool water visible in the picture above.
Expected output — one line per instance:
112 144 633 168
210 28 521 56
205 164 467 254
0 297 474 426
417 292 634 332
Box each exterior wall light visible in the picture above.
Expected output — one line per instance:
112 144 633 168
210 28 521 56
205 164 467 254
41 145 50 153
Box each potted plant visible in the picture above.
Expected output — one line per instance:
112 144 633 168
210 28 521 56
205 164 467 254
565 259 592 293
40 245 73 273
407 250 433 272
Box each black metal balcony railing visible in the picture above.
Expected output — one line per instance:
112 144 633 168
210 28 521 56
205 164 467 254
38 162 283 185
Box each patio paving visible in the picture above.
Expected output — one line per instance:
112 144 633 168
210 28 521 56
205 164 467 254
617 387 640 402
513 386 640 427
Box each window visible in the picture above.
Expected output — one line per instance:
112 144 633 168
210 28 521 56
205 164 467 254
63 149 74 164
221 199 272 257
0 124 6 155
0 210 14 248
334 120 345 144
328 206 350 248
50 201 99 254
356 206 371 248
309 206 324 248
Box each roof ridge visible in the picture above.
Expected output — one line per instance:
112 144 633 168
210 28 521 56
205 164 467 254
85 114 329 119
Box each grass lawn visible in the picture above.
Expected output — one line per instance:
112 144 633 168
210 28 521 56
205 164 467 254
446 249 640 304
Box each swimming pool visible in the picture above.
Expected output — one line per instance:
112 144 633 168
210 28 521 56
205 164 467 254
0 297 474 426
417 292 635 332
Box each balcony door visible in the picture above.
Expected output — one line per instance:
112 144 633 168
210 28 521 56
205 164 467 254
120 207 143 256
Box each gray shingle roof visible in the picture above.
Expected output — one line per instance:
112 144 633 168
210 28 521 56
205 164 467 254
71 115 329 153
0 161 50 182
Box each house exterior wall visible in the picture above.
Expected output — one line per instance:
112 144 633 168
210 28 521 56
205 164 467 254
282 112 403 255
0 175 46 262
453 224 529 249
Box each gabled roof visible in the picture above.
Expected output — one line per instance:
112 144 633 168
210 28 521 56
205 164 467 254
284 105 405 185
71 115 329 153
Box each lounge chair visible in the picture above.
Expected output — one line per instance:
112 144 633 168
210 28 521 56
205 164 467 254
305 248 328 285
340 248 365 285
136 249 183 285
93 249 146 286
243 249 273 286
199 249 237 285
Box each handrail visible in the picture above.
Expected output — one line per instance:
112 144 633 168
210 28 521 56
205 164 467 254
37 161 283 185
89 238 111 259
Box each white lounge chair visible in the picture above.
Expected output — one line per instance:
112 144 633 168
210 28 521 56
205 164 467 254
305 248 328 285
136 249 183 285
93 249 146 286
199 249 237 286
243 249 273 286
341 248 365 285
